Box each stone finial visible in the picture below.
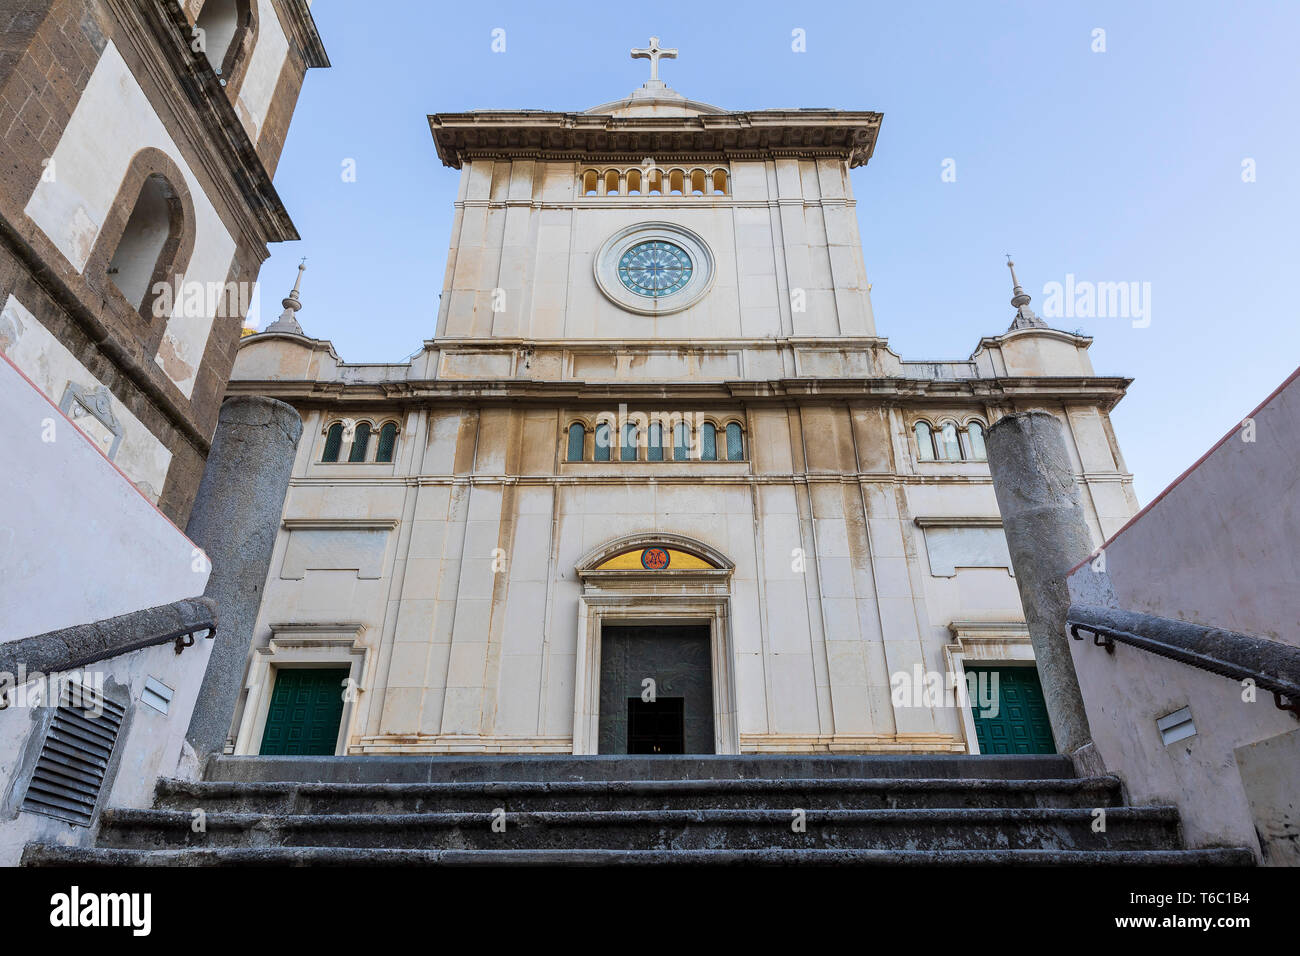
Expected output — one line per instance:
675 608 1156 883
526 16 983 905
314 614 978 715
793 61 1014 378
1005 255 1049 331
263 259 307 335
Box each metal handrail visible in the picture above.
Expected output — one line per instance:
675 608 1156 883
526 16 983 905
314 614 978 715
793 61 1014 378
0 596 217 706
1067 603 1300 719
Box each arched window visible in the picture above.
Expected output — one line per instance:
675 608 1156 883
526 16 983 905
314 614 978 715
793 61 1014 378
963 421 987 461
700 422 717 461
196 0 237 74
348 422 372 462
594 422 611 461
647 422 664 461
647 169 663 195
108 173 183 313
668 169 684 195
914 421 935 461
936 422 962 461
621 423 638 461
712 169 728 195
567 422 586 461
582 170 598 196
673 421 690 460
690 169 706 196
195 0 253 85
87 149 197 329
376 422 399 463
626 168 641 195
604 169 620 195
725 422 745 461
321 422 343 462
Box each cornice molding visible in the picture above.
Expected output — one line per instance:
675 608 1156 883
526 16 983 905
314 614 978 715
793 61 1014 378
225 375 1134 410
428 110 883 170
277 0 330 68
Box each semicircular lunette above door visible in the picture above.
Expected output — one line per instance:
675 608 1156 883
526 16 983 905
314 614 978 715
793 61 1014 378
593 547 715 571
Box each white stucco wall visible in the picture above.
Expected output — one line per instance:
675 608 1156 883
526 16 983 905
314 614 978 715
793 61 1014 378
0 633 213 866
0 295 172 502
22 41 237 398
234 0 290 145
1067 366 1300 861
0 351 208 643
0 346 214 865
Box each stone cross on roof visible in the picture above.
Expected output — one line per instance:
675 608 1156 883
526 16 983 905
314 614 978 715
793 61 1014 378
631 37 677 84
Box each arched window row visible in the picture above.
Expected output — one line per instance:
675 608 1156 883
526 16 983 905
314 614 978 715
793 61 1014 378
566 419 745 462
579 166 729 198
321 419 401 464
913 418 987 463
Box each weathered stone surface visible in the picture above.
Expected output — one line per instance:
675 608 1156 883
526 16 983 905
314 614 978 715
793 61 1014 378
206 753 1079 783
1067 603 1300 695
91 804 1185 852
985 411 1095 756
184 396 302 758
19 753 1254 866
21 845 1257 867
151 774 1126 814
0 596 215 678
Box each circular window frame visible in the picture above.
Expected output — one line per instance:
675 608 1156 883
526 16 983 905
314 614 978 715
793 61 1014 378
593 222 715 315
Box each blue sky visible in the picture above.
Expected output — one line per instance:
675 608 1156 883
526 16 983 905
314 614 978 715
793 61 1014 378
257 0 1300 504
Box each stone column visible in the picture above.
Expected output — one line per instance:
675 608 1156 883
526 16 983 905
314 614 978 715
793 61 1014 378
184 397 302 759
985 411 1095 759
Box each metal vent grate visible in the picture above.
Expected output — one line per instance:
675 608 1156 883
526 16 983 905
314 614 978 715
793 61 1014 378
21 686 126 827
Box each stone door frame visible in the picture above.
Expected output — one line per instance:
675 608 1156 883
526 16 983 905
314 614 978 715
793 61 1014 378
943 620 1035 755
572 533 739 755
233 623 369 756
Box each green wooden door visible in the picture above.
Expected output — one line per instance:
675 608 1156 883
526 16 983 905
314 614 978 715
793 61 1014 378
259 668 349 755
966 666 1056 754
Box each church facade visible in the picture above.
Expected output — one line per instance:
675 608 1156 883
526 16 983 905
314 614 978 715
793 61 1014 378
226 42 1139 758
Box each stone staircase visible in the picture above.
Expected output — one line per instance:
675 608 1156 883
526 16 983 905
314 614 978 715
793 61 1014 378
21 754 1254 865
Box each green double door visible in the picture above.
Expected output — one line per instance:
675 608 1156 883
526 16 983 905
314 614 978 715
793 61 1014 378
259 668 349 756
966 666 1056 754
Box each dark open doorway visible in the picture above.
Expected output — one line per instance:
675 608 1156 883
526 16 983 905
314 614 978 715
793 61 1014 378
598 624 714 754
627 696 685 753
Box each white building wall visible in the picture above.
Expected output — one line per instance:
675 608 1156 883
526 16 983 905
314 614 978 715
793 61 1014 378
0 351 206 643
0 295 172 502
22 41 238 398
436 156 876 343
232 388 1128 755
233 0 291 145
0 349 213 865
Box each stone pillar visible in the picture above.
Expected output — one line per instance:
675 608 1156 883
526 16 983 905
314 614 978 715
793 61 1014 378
985 411 1095 759
184 397 302 759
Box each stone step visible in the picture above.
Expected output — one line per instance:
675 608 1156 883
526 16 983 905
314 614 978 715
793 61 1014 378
94 805 1182 852
155 775 1125 814
206 753 1079 784
22 844 1255 867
